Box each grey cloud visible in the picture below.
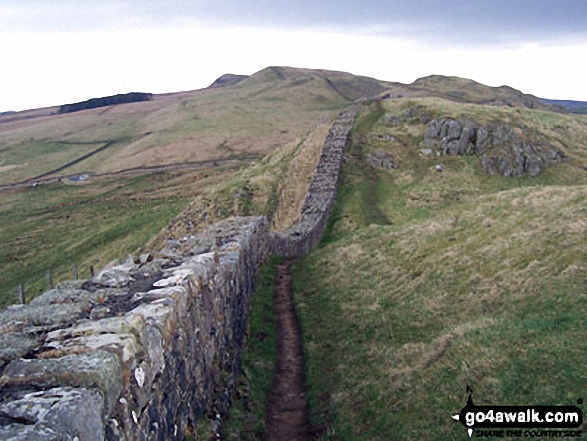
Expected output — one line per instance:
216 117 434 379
3 0 587 44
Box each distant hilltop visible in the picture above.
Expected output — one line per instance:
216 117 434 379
208 73 249 88
540 98 587 114
4 66 586 120
408 75 564 113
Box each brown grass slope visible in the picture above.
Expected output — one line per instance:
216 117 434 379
0 66 389 186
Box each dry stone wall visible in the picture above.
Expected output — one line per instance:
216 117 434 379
0 217 269 441
0 105 357 440
270 105 357 257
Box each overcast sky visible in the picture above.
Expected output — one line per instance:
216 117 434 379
1 0 587 111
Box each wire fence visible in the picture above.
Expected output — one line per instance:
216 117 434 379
13 262 95 305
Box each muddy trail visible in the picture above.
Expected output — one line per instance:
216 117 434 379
264 260 310 441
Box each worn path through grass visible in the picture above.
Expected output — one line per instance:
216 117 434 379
264 260 310 441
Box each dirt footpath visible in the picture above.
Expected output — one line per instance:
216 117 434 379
264 260 310 441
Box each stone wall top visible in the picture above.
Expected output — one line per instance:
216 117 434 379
0 217 269 440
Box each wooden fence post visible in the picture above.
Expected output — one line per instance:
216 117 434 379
46 270 53 290
90 265 95 278
72 262 78 280
17 284 25 304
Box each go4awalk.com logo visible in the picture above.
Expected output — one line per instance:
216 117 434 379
452 388 584 438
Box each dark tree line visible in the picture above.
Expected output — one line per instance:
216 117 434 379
58 92 152 114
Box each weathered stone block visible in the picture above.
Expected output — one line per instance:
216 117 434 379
0 303 89 328
1 350 122 414
93 269 135 288
0 333 38 367
0 387 104 441
29 288 98 307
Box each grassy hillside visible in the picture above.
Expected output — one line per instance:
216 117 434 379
2 66 587 440
0 167 241 306
146 120 332 251
1 66 367 304
0 68 558 187
291 98 587 440
0 70 337 305
0 67 365 186
0 123 326 305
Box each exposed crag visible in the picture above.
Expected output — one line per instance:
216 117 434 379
422 118 568 176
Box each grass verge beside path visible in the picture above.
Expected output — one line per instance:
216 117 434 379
221 257 281 440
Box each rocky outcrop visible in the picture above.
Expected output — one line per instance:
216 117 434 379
423 118 478 156
0 105 358 440
366 150 398 169
422 118 567 176
382 105 432 127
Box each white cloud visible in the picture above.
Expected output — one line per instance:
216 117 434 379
1 23 586 111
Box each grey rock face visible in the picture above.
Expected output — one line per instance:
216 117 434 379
423 118 476 156
93 269 135 288
29 288 98 307
0 388 104 441
0 333 38 367
475 126 492 153
0 303 89 328
422 118 567 176
366 150 399 169
1 350 122 413
54 280 87 291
